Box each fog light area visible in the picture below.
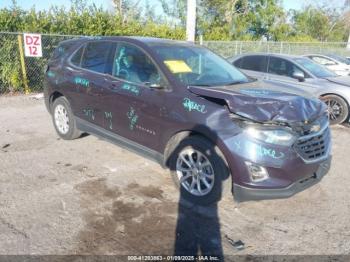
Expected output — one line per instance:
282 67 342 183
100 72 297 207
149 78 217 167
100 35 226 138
245 162 269 182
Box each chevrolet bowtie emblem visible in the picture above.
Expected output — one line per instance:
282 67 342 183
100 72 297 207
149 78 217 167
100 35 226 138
310 124 321 133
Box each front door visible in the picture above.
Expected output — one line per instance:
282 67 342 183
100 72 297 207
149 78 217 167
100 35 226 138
102 42 168 151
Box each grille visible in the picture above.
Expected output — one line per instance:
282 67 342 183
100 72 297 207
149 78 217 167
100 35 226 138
294 127 331 163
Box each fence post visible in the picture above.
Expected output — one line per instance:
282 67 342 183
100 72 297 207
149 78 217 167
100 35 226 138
17 34 30 94
199 34 203 45
280 42 283 53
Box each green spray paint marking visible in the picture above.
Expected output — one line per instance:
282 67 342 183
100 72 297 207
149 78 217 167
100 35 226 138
47 71 55 78
121 83 140 96
183 98 207 113
58 46 65 54
127 107 138 130
74 77 90 87
83 109 95 121
234 141 241 150
105 112 113 130
256 144 285 159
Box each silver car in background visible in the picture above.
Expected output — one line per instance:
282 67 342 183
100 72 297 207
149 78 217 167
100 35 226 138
304 54 350 77
229 53 350 125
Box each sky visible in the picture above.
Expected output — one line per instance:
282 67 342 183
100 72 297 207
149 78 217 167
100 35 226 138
283 0 305 10
0 0 344 12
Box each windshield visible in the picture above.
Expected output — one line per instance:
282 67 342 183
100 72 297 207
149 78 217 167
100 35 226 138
327 54 350 65
151 44 249 86
294 58 338 78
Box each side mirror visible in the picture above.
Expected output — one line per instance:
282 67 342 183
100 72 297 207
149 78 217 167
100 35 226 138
292 71 305 82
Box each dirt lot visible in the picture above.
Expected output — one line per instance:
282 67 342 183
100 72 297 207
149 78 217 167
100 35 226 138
0 95 350 258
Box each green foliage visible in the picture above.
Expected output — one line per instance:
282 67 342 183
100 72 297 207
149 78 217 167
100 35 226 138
0 36 23 93
290 5 349 42
1 0 350 93
0 0 186 38
0 0 186 93
1 0 349 42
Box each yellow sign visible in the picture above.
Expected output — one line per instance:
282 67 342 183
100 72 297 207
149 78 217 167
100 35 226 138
164 60 192 73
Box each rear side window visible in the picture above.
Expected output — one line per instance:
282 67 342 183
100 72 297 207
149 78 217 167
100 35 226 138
52 42 74 60
233 58 243 68
81 41 115 74
71 45 85 66
240 56 268 72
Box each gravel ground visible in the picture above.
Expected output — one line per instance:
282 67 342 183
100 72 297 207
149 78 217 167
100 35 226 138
0 94 350 258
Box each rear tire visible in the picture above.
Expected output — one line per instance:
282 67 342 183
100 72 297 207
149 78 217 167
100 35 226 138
168 136 230 205
321 95 349 125
52 97 82 140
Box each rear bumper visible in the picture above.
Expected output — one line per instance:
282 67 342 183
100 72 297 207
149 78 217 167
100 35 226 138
232 156 331 202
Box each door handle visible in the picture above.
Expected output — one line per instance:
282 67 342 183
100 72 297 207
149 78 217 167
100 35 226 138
108 82 120 91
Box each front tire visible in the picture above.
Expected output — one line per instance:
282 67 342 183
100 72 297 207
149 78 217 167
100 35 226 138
321 95 349 125
168 136 230 205
52 96 81 140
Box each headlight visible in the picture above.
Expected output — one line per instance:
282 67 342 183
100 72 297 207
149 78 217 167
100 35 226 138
245 126 296 146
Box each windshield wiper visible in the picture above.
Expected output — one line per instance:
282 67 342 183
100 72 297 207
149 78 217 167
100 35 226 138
225 80 248 86
192 84 213 87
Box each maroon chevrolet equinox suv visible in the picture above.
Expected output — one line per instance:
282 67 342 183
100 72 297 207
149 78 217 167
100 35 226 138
44 36 332 205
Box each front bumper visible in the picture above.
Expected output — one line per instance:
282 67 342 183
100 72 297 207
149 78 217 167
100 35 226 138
233 156 331 202
219 124 332 202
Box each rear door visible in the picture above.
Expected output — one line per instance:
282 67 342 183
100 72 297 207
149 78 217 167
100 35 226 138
68 41 116 127
233 55 268 80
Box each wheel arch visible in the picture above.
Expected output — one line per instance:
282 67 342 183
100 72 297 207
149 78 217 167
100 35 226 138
163 129 230 173
319 92 350 123
49 91 64 112
320 92 350 119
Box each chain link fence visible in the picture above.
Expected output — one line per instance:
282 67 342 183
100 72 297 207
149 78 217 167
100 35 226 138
0 32 79 94
202 40 350 58
1 31 350 94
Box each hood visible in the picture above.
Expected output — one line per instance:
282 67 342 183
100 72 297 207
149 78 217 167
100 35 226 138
241 70 316 98
188 82 326 124
326 76 350 87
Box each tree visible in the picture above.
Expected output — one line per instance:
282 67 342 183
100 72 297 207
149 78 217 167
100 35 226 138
291 5 348 42
111 0 142 24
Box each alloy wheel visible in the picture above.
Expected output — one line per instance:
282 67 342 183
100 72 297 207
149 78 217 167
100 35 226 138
325 99 343 122
54 104 70 134
176 148 215 196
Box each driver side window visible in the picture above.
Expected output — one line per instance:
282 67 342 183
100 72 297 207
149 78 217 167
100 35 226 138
113 43 163 86
268 57 307 78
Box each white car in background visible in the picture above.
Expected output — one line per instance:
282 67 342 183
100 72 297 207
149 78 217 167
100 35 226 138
305 54 350 76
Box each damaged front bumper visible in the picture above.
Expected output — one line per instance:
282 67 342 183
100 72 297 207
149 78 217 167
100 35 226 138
233 156 331 202
221 122 332 202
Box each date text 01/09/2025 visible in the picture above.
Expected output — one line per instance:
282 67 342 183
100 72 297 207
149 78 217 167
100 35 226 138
127 255 220 261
